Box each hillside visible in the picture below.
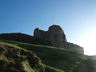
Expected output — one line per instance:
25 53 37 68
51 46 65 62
0 25 84 54
0 40 95 72
0 25 95 72
0 42 44 72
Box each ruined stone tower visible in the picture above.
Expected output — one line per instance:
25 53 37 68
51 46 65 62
47 25 67 47
34 25 67 48
34 25 84 54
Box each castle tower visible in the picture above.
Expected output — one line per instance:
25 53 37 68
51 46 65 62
47 25 67 47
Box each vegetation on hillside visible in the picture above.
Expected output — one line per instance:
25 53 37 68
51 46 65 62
0 42 44 72
0 40 95 72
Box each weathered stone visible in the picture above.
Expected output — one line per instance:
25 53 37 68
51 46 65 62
34 25 84 54
0 25 84 54
47 25 67 47
34 25 67 48
34 28 46 40
65 42 84 54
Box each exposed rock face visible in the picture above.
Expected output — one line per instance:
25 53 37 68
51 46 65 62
34 25 84 54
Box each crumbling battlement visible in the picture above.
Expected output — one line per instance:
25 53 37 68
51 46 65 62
34 25 84 54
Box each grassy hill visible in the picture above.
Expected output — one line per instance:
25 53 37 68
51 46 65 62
0 40 95 72
0 42 44 72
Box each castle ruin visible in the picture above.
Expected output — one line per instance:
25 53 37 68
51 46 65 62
34 25 67 48
34 25 84 54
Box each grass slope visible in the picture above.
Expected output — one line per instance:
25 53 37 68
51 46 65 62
0 40 87 72
0 40 65 72
0 42 44 72
1 40 96 72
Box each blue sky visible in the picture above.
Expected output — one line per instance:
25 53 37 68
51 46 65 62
0 0 96 46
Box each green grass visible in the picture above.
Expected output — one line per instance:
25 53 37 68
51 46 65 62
45 65 65 72
73 56 95 72
0 40 86 72
0 41 45 72
1 40 96 72
22 60 35 72
0 40 66 72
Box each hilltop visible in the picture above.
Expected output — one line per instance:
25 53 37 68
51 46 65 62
0 25 95 72
0 25 84 54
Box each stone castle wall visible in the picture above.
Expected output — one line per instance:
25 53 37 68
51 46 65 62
34 25 67 48
34 25 84 54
